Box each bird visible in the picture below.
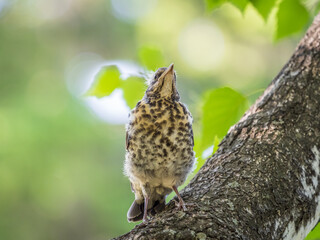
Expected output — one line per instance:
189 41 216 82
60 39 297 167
124 63 195 222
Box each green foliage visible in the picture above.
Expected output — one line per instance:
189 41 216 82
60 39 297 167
316 1 320 15
205 0 250 13
306 223 320 239
193 87 248 173
206 0 311 39
276 0 309 39
205 0 227 11
194 135 221 173
213 135 221 153
85 66 146 109
249 0 277 20
200 87 249 152
121 77 146 109
138 45 166 71
229 0 248 12
85 66 121 98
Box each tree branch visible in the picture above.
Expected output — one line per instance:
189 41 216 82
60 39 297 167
114 14 320 240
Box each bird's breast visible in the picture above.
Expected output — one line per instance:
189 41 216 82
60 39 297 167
125 98 195 184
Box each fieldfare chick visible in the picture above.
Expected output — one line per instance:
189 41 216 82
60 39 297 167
124 63 195 222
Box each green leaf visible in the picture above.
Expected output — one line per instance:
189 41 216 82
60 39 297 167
306 222 320 239
313 1 320 16
85 65 121 98
213 135 221 153
249 0 277 21
200 87 249 151
205 0 227 11
121 76 146 109
138 45 165 71
229 0 248 12
193 135 221 173
205 0 248 12
276 0 309 39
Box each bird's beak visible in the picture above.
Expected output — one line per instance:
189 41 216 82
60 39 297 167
167 63 174 74
160 63 174 80
157 63 177 97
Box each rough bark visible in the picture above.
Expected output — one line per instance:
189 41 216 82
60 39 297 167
114 14 320 240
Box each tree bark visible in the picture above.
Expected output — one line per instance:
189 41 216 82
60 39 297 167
114 14 320 240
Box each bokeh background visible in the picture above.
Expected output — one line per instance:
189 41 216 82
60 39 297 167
0 0 314 239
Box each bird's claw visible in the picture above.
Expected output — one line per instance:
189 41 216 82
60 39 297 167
142 215 149 223
181 204 187 212
174 199 188 211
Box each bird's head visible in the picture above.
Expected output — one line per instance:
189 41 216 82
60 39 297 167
145 63 180 101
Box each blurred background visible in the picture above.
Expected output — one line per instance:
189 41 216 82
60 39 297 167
0 0 305 239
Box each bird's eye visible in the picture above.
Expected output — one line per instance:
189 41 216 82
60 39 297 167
154 72 161 80
153 68 166 81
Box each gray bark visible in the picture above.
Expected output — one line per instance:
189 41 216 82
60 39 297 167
114 14 320 240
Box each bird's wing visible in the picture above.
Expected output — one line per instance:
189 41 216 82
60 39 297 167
190 128 194 147
126 101 144 151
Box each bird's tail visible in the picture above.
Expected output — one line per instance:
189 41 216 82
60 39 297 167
127 196 166 222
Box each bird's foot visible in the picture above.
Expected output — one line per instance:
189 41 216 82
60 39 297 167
173 200 200 211
142 216 149 223
180 203 187 212
142 196 149 223
172 185 188 212
174 199 187 211
184 202 199 208
139 217 149 226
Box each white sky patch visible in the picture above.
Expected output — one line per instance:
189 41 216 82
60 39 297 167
85 89 130 124
0 0 9 15
110 0 157 22
282 146 320 240
202 145 213 159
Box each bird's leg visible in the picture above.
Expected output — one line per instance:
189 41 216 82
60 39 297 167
172 185 187 211
142 196 149 222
